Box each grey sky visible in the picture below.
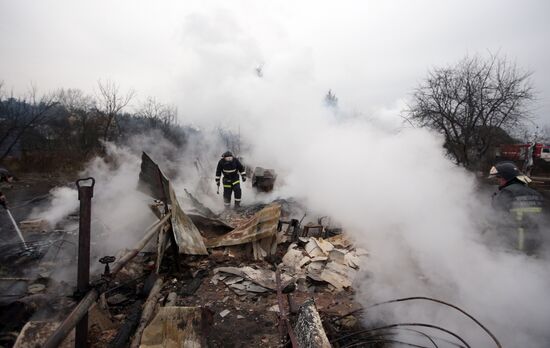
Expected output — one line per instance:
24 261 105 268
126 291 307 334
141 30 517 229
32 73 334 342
1 0 549 126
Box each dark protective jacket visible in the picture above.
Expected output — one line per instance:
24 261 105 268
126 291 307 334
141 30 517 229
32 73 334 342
215 157 246 184
492 178 545 253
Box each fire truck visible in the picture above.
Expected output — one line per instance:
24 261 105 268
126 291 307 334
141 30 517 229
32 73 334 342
495 143 550 177
495 143 550 162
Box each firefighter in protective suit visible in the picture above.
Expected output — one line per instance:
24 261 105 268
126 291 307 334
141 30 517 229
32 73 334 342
216 151 246 208
489 161 545 254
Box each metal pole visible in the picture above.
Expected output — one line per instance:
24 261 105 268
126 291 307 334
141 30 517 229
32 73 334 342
110 213 171 275
75 177 95 348
42 289 99 348
42 213 170 348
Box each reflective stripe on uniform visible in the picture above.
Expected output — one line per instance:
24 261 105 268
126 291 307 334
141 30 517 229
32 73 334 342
510 207 542 222
215 176 221 179
223 169 236 173
223 185 232 188
510 207 542 214
240 172 246 175
232 180 240 185
517 227 525 251
235 198 241 201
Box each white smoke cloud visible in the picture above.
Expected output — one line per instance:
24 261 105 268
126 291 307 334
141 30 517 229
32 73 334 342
17 3 550 347
162 10 550 347
243 101 550 347
30 187 78 227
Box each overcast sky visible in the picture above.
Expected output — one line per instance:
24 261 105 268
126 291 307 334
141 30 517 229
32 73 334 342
1 0 549 126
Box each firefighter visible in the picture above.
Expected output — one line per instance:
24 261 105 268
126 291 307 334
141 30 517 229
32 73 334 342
215 151 246 208
489 161 545 254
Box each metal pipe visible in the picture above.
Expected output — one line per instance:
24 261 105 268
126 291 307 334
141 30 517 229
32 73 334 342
110 213 171 275
75 177 95 348
43 213 170 348
42 289 99 348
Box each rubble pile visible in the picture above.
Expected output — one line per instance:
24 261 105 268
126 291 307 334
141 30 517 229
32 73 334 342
281 236 368 292
0 154 372 348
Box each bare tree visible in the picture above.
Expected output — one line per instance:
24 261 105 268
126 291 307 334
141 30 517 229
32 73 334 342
57 88 99 152
0 84 59 161
405 54 534 169
95 79 135 141
137 97 177 129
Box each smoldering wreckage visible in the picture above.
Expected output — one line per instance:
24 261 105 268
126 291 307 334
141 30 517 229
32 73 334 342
0 153 503 348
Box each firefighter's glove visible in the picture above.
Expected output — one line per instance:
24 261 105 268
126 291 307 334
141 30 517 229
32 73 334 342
242 176 247 182
0 196 7 209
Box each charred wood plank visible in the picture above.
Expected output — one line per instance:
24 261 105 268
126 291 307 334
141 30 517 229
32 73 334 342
129 277 164 348
294 299 330 348
108 300 143 348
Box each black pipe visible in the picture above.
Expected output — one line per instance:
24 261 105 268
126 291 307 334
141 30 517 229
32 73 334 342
75 177 95 348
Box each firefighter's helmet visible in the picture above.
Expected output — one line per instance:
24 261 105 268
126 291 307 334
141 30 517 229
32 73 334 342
222 151 233 158
489 161 521 182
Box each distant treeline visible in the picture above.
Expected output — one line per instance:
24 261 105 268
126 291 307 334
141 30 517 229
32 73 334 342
0 80 195 172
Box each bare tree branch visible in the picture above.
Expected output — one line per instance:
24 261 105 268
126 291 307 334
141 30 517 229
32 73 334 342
404 53 534 169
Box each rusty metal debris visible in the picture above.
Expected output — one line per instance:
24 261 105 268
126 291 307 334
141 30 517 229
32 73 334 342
140 152 208 256
168 183 208 255
252 167 277 193
137 152 170 203
206 203 281 247
139 307 209 348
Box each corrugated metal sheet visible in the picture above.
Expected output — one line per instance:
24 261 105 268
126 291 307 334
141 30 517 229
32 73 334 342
205 203 281 248
137 152 170 202
138 151 207 255
169 183 208 255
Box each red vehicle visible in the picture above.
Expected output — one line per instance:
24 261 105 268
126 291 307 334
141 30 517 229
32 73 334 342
496 143 550 162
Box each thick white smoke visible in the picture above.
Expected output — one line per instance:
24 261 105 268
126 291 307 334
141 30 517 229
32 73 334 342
165 10 550 347
24 4 550 347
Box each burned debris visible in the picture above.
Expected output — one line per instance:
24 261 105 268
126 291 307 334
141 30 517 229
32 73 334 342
0 153 503 348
